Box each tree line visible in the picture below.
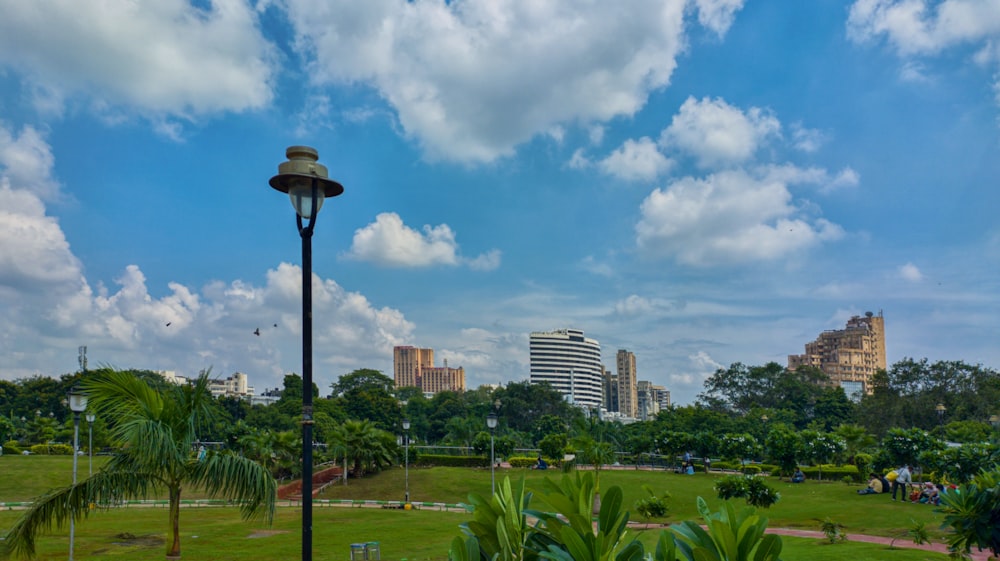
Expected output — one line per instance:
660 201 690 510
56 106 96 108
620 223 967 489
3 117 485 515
2 358 998 480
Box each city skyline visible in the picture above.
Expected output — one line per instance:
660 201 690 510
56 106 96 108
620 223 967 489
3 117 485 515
1 1 998 406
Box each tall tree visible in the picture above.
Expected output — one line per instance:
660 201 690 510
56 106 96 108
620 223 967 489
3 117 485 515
2 368 275 559
331 369 400 432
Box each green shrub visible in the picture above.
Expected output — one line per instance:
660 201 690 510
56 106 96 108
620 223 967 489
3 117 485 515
30 444 72 455
741 465 761 476
854 452 873 482
507 456 558 469
414 454 488 468
819 518 847 543
2 440 22 454
634 485 670 519
801 464 858 481
714 474 781 509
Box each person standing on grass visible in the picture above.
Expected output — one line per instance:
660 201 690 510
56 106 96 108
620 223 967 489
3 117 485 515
892 464 912 501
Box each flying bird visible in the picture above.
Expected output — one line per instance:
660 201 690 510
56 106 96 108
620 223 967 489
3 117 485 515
273 323 278 328
253 328 260 336
165 322 171 327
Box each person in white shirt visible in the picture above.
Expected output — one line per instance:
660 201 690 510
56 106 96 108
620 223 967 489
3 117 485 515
891 464 912 501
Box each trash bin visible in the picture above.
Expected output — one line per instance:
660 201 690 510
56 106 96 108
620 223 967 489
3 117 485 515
365 541 381 561
350 543 367 561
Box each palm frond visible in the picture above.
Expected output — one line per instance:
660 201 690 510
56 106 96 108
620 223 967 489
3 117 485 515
2 470 160 558
188 452 276 523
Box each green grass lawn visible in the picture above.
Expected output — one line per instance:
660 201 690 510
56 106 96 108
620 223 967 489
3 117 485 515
319 465 950 540
1 458 956 560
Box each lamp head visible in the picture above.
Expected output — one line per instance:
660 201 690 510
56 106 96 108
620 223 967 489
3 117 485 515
269 146 344 219
402 419 411 431
67 386 88 413
486 413 498 429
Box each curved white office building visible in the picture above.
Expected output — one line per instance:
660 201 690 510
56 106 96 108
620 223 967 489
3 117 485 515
529 328 603 409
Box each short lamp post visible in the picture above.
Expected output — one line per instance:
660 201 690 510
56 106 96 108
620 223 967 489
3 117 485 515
936 403 947 425
86 413 95 476
402 419 411 503
67 387 88 561
269 146 343 561
990 414 1000 430
486 413 498 495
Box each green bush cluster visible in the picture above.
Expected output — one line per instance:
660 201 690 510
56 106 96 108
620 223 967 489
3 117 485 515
29 443 73 455
2 440 21 454
414 454 489 468
711 461 778 474
507 456 559 468
799 465 858 481
634 485 671 519
714 474 781 509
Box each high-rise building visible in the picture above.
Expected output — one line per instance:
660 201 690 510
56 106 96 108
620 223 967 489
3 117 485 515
393 346 434 388
788 311 886 398
636 380 660 420
602 367 619 413
421 363 467 393
393 346 466 394
653 385 671 411
529 328 603 409
616 349 638 418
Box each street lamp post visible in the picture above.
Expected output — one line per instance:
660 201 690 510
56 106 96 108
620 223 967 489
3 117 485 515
67 387 88 561
269 146 344 561
86 413 95 476
402 419 410 504
936 403 947 425
486 413 498 495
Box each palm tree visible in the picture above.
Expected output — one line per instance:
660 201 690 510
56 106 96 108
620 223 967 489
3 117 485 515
2 368 276 559
331 420 394 477
443 416 480 454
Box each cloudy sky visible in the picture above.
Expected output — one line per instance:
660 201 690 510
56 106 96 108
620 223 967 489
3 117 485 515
1 0 998 405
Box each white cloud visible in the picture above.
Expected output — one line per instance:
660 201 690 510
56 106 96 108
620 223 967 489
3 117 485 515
347 212 499 269
693 0 746 36
465 250 502 272
580 255 614 277
659 96 781 169
790 122 826 153
285 0 740 163
847 0 1000 109
567 149 592 170
823 167 861 193
614 294 655 316
0 125 79 289
0 0 276 122
0 125 61 201
847 0 1000 56
636 168 845 265
899 262 924 282
0 125 412 391
599 137 673 181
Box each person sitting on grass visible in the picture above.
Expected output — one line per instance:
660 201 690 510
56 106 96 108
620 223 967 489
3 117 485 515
791 468 805 483
532 455 548 470
857 472 884 494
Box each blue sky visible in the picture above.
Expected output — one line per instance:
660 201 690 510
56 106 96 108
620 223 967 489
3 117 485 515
0 0 998 405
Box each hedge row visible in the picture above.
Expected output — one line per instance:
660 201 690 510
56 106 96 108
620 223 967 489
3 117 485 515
508 456 561 468
413 454 490 468
29 444 74 455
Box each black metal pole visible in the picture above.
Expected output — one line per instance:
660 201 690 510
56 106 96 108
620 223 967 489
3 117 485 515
70 412 80 561
299 183 318 561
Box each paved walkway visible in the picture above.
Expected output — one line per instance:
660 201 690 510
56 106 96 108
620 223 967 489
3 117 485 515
628 522 993 560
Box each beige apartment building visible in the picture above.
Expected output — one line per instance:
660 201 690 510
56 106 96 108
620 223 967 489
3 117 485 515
616 349 638 418
393 346 465 394
788 311 886 398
